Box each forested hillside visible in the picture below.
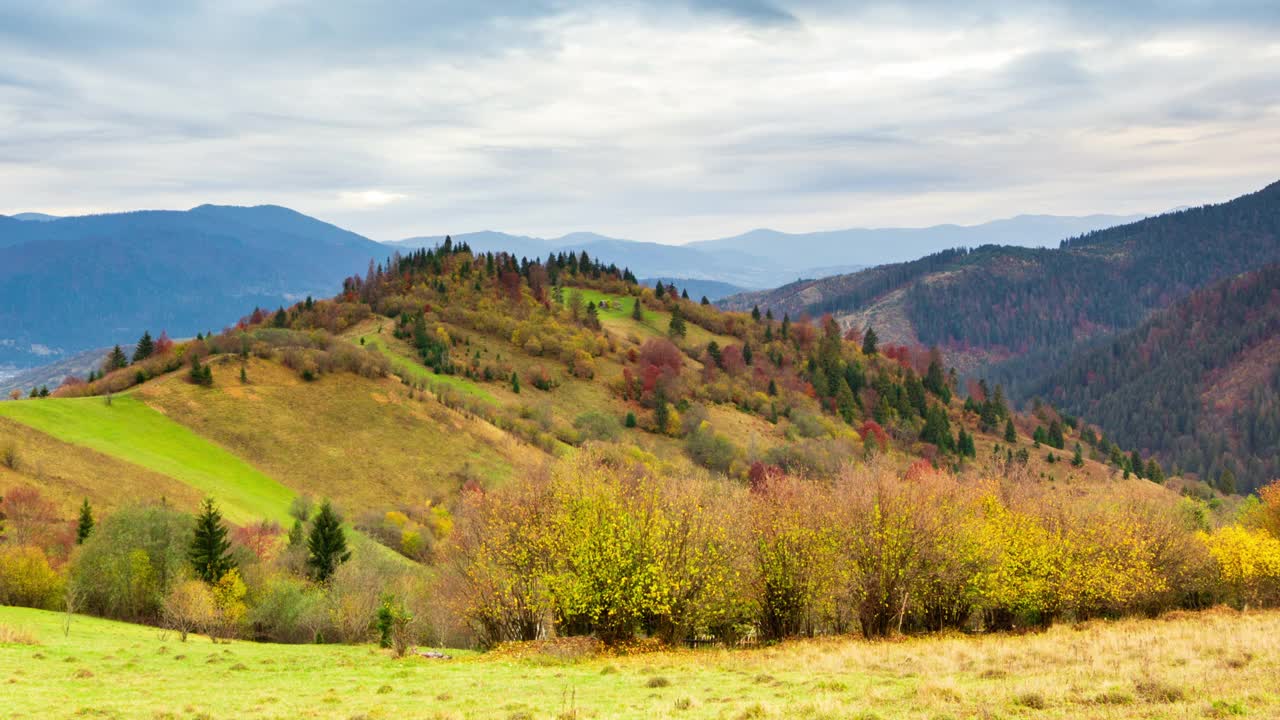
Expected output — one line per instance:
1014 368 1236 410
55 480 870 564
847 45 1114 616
1034 265 1280 494
722 180 1280 386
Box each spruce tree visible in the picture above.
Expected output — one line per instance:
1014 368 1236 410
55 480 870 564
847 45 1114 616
667 304 687 338
132 331 155 363
1071 443 1084 467
105 345 128 372
189 498 235 583
76 498 94 545
511 372 521 394
273 308 288 328
861 327 878 355
681 288 689 300
654 281 665 299
751 305 761 322
307 500 351 582
1047 420 1065 450
1004 418 1017 443
631 297 643 321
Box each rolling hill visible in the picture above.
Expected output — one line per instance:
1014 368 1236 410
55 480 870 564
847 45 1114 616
0 204 386 369
722 180 1280 386
1031 264 1280 493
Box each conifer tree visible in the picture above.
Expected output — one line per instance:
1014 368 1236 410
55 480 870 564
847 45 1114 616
287 519 305 548
751 305 761 322
667 304 687 338
105 345 128 372
861 327 878 355
307 500 351 582
1129 450 1144 478
273 308 288 328
654 281 665 298
1071 443 1084 467
701 295 710 305
631 297 643 321
1047 420 1065 450
781 313 791 339
189 498 235 583
76 498 94 545
681 288 689 300
511 372 521 394
1004 418 1017 443
132 331 155 363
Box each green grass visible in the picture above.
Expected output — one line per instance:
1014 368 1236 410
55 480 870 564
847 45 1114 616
4 605 1279 719
0 394 294 524
359 332 499 404
566 287 737 348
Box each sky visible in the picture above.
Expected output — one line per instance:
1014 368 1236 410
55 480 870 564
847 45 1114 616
0 1 1277 243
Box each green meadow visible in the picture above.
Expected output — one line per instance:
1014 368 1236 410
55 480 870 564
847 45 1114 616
0 395 294 524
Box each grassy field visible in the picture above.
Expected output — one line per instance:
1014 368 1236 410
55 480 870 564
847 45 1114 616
2 606 1277 719
0 394 294 524
356 329 500 405
135 357 542 509
0 417 205 515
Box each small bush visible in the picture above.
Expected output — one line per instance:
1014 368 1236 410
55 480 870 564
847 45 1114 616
0 624 39 645
646 676 671 688
1091 689 1134 705
0 545 65 610
1013 691 1047 709
1135 679 1185 703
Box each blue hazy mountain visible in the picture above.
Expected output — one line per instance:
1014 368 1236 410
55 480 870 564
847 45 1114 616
0 205 385 368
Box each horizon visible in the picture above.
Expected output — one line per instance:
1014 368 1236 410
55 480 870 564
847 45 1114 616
2 2 1277 243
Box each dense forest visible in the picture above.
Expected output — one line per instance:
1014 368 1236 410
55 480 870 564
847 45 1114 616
1032 265 1280 494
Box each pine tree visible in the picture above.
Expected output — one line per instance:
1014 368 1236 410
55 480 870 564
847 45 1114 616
189 498 235 583
861 327 878 355
1047 420 1065 450
38 385 49 398
667 304 687 338
1217 468 1237 495
923 355 950 403
631 297 643 321
701 296 710 305
1129 450 1144 479
752 305 762 322
307 500 352 582
239 365 248 384
76 498 94 544
742 343 754 365
654 281 665 298
132 332 155 363
681 288 689 300
585 301 600 329
105 345 128 372
1004 418 1017 443
511 372 521 394
1071 443 1084 467
273 308 288 328
958 429 976 458
1145 458 1165 483
781 314 791 340
287 519 305 548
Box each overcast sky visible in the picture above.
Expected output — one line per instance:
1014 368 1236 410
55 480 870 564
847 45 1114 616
1 1 1277 243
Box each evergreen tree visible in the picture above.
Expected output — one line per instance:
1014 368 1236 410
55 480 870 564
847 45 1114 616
1129 450 1144 479
105 345 128 372
861 327 878 355
667 304 687 338
781 314 791 339
1071 443 1084 467
631 297 643 321
681 288 689 300
585 300 600 329
923 354 950 403
1047 420 1065 450
511 372 521 394
132 332 155 363
239 365 248 384
189 498 235 583
654 281 665 299
957 428 976 458
742 343 754 365
273 308 288 328
920 404 954 451
287 519 305 548
751 305 761 322
767 378 778 397
1145 458 1165 483
307 500 351 582
654 391 670 434
76 498 94 545
624 411 637 428
189 356 213 386
1033 425 1046 446
1004 418 1017 443
1217 468 1237 495
701 296 710 305
835 378 857 424
38 385 49 398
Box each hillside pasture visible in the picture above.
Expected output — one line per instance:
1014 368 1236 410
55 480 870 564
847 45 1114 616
2 605 1277 719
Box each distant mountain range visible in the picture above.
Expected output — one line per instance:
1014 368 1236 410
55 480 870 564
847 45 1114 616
0 205 1144 371
0 205 385 368
385 213 1139 291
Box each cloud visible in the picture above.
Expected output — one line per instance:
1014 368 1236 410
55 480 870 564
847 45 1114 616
338 190 409 208
0 1 1276 241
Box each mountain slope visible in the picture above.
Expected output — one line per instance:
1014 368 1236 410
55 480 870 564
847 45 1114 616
723 180 1280 383
1032 265 1280 493
0 205 385 368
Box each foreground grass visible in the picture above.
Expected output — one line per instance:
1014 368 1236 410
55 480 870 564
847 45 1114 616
0 394 294 524
2 606 1277 719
